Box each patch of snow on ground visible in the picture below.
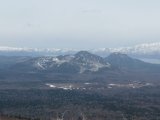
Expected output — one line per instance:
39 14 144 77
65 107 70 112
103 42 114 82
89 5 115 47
84 83 91 85
46 84 56 88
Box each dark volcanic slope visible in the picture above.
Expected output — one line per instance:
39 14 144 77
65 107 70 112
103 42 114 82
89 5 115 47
105 52 160 72
0 56 31 69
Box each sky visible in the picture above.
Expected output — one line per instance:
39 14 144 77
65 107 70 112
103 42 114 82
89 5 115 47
0 0 160 49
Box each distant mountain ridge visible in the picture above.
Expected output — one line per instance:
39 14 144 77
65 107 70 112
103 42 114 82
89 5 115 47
92 42 160 58
0 42 160 60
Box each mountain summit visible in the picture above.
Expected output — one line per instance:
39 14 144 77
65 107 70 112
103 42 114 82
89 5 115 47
105 52 160 72
73 51 110 73
74 51 108 64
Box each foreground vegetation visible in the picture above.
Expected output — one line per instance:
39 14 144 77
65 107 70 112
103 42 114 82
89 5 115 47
0 86 160 120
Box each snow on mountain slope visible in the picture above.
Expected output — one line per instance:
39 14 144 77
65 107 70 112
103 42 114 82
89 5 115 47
13 51 111 73
110 42 160 55
0 46 36 52
34 55 75 70
1 42 160 59
0 46 77 56
72 51 110 73
91 42 160 58
0 46 75 52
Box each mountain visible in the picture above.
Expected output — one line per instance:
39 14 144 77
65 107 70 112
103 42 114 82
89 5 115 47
72 51 110 73
105 52 160 72
0 46 77 56
11 51 111 74
10 51 160 76
91 42 160 59
1 42 160 61
0 51 160 84
11 55 79 73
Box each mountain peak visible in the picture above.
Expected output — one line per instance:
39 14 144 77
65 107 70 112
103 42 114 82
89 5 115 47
74 51 106 63
106 52 134 64
73 51 110 73
108 52 129 58
75 51 93 56
105 52 148 70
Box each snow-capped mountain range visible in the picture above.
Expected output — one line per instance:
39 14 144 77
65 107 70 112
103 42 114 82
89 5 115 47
92 42 160 58
0 46 78 56
1 42 160 59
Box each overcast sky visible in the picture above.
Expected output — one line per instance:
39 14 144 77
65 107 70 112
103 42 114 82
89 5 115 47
0 0 160 49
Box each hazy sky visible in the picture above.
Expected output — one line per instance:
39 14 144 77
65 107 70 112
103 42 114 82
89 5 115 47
0 0 160 49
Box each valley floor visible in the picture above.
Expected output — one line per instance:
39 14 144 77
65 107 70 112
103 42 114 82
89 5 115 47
0 82 160 120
